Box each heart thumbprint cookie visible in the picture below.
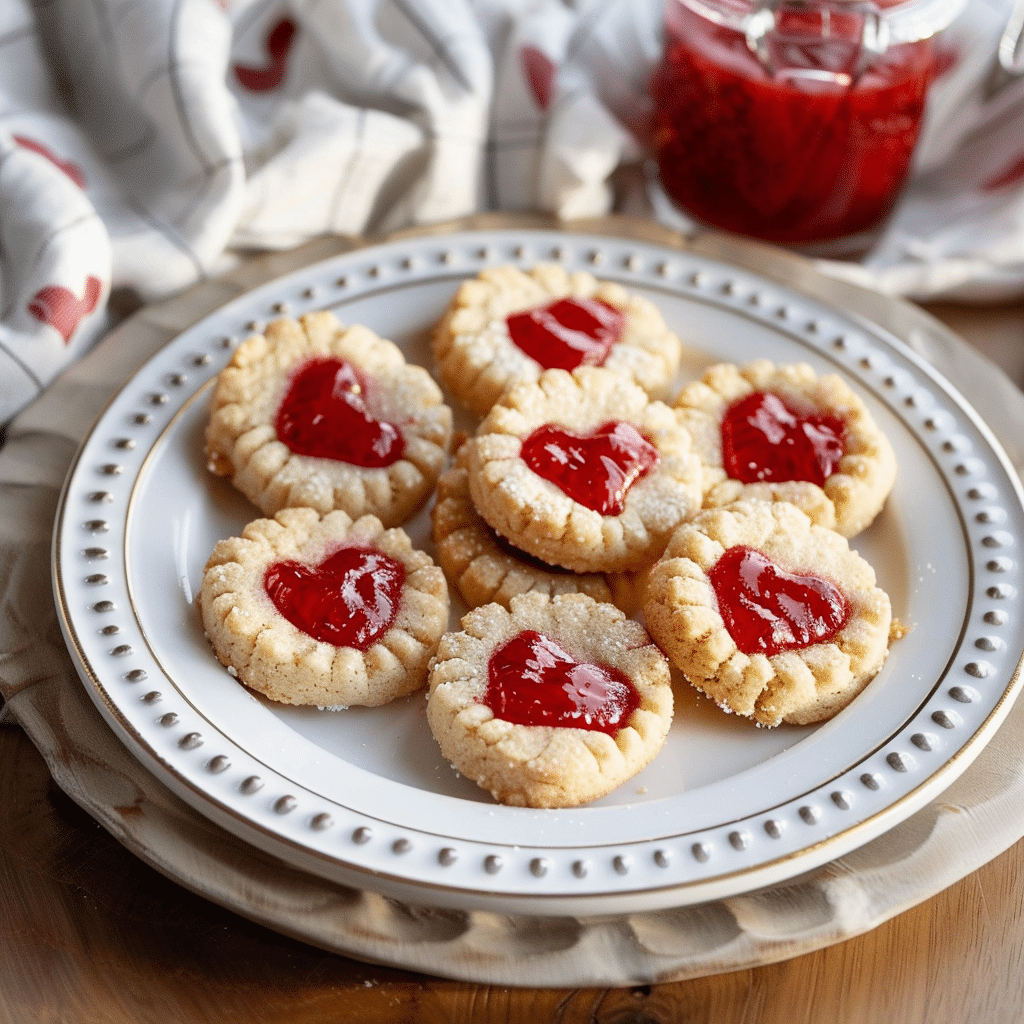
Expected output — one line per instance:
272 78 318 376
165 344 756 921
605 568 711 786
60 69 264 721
432 262 684 416
431 441 651 614
643 499 897 727
673 360 896 537
199 507 449 707
426 592 674 807
205 311 452 526
464 366 704 574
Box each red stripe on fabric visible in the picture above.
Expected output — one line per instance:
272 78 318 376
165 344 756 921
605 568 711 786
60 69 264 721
13 135 87 188
234 17 297 92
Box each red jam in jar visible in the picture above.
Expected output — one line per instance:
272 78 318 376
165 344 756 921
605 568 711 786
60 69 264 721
709 545 850 655
506 297 625 371
721 390 846 485
264 546 405 650
521 420 659 516
275 356 405 467
651 0 940 244
484 629 641 734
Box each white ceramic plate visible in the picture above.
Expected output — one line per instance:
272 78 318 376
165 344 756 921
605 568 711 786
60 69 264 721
53 228 1024 917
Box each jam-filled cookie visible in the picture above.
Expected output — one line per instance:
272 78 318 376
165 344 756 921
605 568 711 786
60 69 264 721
426 592 674 807
643 499 893 727
433 263 683 416
205 311 452 526
199 507 449 708
673 360 896 537
431 442 650 613
464 366 703 574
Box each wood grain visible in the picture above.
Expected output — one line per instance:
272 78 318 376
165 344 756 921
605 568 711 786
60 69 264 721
2 721 1024 1024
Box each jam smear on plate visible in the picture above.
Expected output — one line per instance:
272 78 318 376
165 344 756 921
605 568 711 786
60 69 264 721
264 546 405 649
521 420 659 516
506 297 624 371
721 391 845 486
709 545 850 656
275 356 405 467
484 629 640 734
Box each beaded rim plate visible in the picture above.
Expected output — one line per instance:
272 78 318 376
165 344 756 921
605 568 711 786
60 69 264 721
52 227 1024 917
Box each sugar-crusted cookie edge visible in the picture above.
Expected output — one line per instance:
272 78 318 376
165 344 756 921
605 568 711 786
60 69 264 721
426 592 674 807
433 263 683 417
674 359 897 538
431 443 650 613
205 311 453 527
643 499 893 727
198 507 450 708
465 366 704 573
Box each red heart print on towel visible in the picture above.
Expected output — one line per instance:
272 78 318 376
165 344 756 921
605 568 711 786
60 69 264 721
13 135 87 188
521 420 659 516
27 276 102 343
520 44 556 110
485 629 640 734
264 547 405 649
274 356 405 467
708 546 850 656
234 17 297 92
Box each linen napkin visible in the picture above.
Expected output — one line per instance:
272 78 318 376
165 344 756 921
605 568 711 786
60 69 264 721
1 0 1022 426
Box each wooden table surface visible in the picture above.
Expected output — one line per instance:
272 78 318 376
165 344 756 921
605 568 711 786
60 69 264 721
2 298 1023 1024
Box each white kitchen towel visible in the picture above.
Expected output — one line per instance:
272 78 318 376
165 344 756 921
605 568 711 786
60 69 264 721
0 0 1022 423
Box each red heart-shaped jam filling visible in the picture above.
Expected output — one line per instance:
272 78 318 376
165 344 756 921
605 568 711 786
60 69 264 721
521 420 659 516
507 296 624 371
274 357 405 467
721 391 845 486
264 546 405 649
709 545 850 656
485 629 640 734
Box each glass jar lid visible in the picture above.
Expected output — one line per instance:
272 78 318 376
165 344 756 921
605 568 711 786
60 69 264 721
680 0 968 44
677 0 967 84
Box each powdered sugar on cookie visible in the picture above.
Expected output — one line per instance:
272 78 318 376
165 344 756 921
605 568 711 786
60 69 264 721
674 359 896 537
433 263 683 416
205 311 452 527
426 592 673 807
465 366 704 573
644 499 893 726
199 507 449 708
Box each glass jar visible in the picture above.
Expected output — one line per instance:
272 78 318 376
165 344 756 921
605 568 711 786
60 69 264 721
651 0 965 247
